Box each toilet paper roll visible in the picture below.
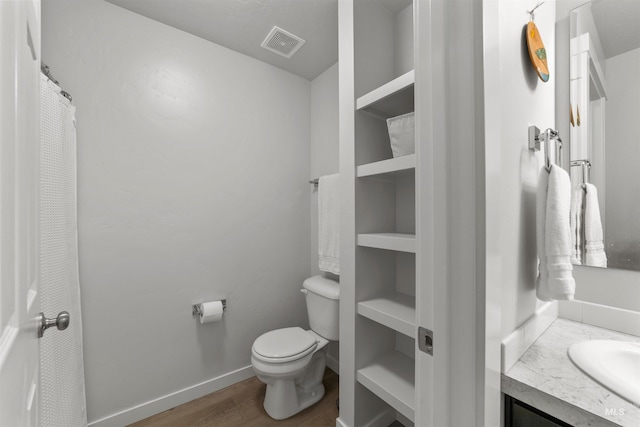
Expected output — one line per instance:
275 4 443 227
199 301 224 324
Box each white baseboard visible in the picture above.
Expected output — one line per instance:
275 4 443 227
327 352 339 374
558 299 640 336
88 365 255 427
335 410 395 427
365 410 396 427
501 301 558 373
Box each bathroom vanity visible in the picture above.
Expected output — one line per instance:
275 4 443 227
502 318 640 427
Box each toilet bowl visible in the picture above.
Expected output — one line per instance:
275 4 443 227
251 276 339 420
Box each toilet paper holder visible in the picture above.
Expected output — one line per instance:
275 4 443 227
192 300 227 317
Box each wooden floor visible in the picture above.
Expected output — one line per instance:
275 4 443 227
128 368 339 427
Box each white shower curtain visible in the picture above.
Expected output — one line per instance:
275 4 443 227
40 73 87 427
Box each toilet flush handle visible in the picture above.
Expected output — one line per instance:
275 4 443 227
300 289 308 295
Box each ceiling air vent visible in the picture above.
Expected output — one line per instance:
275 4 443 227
260 26 305 59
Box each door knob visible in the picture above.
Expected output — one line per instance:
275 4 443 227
38 311 70 338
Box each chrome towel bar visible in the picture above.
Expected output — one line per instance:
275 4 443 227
570 159 591 188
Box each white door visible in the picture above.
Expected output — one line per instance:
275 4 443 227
0 0 42 425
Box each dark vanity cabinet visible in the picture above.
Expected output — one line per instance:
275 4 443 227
505 395 573 427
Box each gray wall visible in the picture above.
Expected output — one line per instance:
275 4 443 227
310 63 339 277
309 62 340 368
43 0 311 422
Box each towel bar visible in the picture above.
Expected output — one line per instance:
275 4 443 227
570 159 591 188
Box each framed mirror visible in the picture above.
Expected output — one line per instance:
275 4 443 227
569 0 640 272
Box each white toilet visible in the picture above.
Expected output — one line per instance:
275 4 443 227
251 275 339 420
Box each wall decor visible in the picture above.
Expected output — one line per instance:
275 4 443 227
526 2 549 82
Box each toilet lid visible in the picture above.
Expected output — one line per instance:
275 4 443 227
252 327 317 363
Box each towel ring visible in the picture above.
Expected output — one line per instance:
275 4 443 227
529 126 563 171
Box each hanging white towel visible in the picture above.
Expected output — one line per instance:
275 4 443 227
536 165 575 301
536 168 550 300
570 186 585 265
318 173 340 275
584 183 607 267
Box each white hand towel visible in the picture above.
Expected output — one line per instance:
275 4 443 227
570 186 585 265
318 173 340 275
536 165 575 301
536 168 551 300
584 183 607 267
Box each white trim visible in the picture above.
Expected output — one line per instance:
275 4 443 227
337 0 356 425
88 365 254 427
559 300 640 337
0 324 18 372
501 302 558 373
335 410 395 427
481 1 503 425
26 289 37 312
570 33 607 98
364 410 396 427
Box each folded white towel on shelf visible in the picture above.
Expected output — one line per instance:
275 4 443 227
318 173 340 275
536 165 575 301
570 186 585 265
584 183 607 267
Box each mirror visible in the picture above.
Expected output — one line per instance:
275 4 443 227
569 0 640 272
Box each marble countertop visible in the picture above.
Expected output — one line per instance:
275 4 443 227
502 318 640 427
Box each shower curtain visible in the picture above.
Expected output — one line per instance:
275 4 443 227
40 73 87 427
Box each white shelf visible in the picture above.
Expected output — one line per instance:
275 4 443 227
356 70 415 118
358 292 416 337
357 351 415 422
357 233 416 253
357 154 415 179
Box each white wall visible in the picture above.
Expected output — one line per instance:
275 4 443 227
394 4 414 77
485 0 557 339
310 63 339 277
42 0 311 423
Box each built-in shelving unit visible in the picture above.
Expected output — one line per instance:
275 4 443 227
356 351 416 422
356 70 415 117
339 0 482 424
357 233 415 253
357 154 415 179
341 0 418 425
357 292 415 337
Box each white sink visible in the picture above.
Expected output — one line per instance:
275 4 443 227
568 340 640 405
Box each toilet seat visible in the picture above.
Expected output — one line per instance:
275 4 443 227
252 327 317 364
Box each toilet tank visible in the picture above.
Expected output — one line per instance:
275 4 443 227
302 276 340 341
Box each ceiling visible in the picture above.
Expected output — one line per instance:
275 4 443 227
105 0 339 81
591 0 640 59
104 0 411 81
